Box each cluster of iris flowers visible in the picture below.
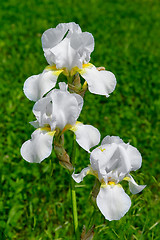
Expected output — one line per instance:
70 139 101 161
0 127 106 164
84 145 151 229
21 22 145 222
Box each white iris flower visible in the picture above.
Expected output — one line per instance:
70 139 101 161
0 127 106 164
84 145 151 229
23 22 116 101
72 136 146 221
21 83 100 163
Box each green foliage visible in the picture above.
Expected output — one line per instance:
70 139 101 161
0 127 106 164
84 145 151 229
0 0 160 239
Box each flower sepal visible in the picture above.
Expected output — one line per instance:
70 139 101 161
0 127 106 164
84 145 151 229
68 73 88 97
81 225 95 240
54 130 73 171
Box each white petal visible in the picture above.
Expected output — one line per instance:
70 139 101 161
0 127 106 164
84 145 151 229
29 120 40 128
101 136 124 145
23 69 62 101
70 32 94 63
50 90 81 130
127 174 146 194
32 96 53 128
79 64 116 97
72 167 90 183
66 22 82 34
126 145 142 171
42 22 82 65
58 82 68 91
58 82 84 115
70 123 100 152
96 185 131 221
72 93 84 115
90 143 118 172
50 37 80 70
42 23 68 50
20 128 55 163
33 89 82 131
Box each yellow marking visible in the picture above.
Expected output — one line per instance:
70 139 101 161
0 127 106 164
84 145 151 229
39 126 56 136
82 81 88 89
62 68 69 76
99 147 106 152
40 126 51 132
100 178 107 187
101 181 122 188
61 124 73 134
52 69 63 76
70 121 82 132
48 131 56 136
45 65 64 76
78 63 93 75
108 181 116 185
82 63 93 69
70 63 93 76
70 67 79 76
45 65 57 70
123 177 131 182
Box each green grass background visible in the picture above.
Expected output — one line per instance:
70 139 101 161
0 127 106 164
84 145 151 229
0 0 160 239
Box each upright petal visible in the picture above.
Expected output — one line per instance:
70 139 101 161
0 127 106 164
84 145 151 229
125 174 146 194
72 167 90 183
42 22 93 69
90 143 118 173
70 122 100 152
42 23 68 51
23 68 63 101
79 64 116 97
20 128 55 163
50 90 82 130
126 145 142 171
101 136 124 145
50 37 80 70
96 184 131 221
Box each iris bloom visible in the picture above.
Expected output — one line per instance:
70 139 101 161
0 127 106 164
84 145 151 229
24 22 116 101
72 136 146 221
21 82 100 163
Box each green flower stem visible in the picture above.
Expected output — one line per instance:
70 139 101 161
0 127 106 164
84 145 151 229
70 135 79 239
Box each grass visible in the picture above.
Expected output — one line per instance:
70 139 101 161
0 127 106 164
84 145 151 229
0 0 160 239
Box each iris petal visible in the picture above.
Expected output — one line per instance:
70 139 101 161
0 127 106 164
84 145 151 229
96 184 131 221
20 128 55 163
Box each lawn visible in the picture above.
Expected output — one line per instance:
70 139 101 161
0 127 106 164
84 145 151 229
0 0 160 239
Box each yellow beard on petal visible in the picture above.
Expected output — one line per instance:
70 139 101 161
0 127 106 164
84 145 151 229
45 65 64 76
40 126 51 132
123 176 131 181
39 126 56 136
70 63 93 76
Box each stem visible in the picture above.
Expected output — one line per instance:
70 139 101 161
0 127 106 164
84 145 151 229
70 135 79 239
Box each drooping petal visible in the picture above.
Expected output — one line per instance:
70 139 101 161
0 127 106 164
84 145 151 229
96 184 131 221
101 136 124 145
125 174 146 194
72 167 90 183
79 64 116 97
20 128 55 163
23 68 63 101
70 122 100 152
